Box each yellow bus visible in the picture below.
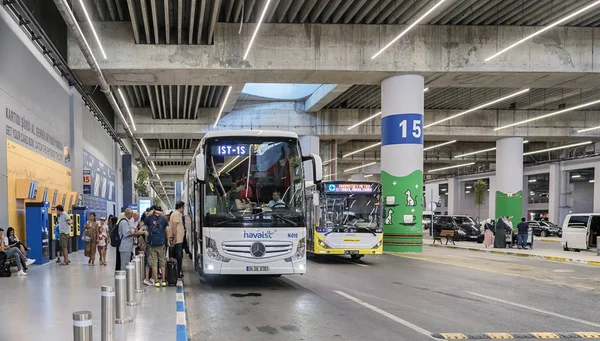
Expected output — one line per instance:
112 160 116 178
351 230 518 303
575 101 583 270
305 181 383 259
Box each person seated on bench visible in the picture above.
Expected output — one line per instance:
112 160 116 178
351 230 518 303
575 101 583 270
0 228 32 276
5 227 31 259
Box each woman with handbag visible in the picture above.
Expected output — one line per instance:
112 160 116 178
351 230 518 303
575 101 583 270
97 217 110 266
83 212 99 266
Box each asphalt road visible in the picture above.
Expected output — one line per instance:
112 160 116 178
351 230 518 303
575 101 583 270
184 248 600 340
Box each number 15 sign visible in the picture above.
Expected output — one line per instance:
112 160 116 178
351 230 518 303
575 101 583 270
381 113 424 146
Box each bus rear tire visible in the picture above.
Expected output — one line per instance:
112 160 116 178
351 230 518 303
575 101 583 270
351 254 363 260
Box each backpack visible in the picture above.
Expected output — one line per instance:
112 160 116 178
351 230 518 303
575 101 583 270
0 252 11 277
110 218 128 247
147 217 166 247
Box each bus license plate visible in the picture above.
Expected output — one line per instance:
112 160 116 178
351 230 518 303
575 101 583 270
344 250 359 255
246 266 269 272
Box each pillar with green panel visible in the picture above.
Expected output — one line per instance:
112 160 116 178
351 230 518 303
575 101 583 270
381 75 424 252
495 137 524 229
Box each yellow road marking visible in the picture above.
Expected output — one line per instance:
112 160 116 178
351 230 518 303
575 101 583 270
439 333 468 339
487 332 514 339
576 332 600 338
545 256 568 262
531 332 559 338
588 261 600 267
388 253 599 292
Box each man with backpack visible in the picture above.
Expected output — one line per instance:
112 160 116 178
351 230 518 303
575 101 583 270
144 205 172 287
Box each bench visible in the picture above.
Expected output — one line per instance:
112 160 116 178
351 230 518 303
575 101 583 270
433 230 455 245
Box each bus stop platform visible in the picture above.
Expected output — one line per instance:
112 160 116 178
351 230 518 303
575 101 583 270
423 234 600 266
0 250 186 340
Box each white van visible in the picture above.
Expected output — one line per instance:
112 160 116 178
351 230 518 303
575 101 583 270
561 214 600 251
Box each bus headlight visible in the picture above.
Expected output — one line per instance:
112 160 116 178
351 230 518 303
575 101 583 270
372 240 382 249
318 239 331 249
205 237 226 261
294 238 305 259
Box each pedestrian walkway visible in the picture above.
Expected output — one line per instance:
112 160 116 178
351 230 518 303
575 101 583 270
0 250 178 340
423 234 600 266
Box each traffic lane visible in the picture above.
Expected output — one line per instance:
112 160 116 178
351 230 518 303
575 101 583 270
184 269 433 341
295 254 600 335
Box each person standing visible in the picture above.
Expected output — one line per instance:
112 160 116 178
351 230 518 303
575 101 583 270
483 219 494 248
83 212 99 266
171 201 186 278
145 205 172 287
516 217 529 249
118 209 137 271
97 217 109 266
57 205 72 266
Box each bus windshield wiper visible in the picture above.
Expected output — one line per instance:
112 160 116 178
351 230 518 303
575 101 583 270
271 214 298 227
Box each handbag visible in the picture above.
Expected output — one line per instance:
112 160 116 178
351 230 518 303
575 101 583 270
83 235 92 243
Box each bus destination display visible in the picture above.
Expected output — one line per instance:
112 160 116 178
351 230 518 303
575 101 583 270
325 183 373 194
213 145 248 156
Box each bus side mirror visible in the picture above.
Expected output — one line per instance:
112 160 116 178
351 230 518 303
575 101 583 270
302 154 323 184
195 153 205 182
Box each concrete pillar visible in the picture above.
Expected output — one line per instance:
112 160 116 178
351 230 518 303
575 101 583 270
122 154 133 208
594 163 600 213
380 75 424 252
522 175 529 220
300 136 320 182
488 176 496 221
69 87 83 207
495 137 524 223
447 178 461 215
424 183 440 212
549 163 569 225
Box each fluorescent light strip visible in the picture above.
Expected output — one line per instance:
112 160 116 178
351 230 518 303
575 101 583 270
578 125 600 133
343 142 381 158
371 0 448 59
528 179 537 183
78 0 107 59
523 141 592 156
140 138 150 156
218 156 240 175
571 174 581 178
364 174 374 178
590 180 595 183
428 162 474 173
117 88 136 131
323 157 337 164
156 174 161 180
243 0 272 60
496 99 600 131
213 86 232 128
424 87 429 92
485 0 600 62
343 162 377 173
425 89 530 129
423 140 456 151
151 161 157 171
454 140 529 159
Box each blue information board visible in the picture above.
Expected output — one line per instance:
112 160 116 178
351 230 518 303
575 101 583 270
381 113 424 146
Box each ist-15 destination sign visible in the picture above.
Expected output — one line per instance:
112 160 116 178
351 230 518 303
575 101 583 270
213 145 248 156
325 183 374 194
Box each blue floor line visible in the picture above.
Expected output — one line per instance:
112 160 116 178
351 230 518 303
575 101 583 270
176 281 188 341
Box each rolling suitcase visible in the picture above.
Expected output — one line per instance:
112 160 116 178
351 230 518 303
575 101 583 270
166 247 178 286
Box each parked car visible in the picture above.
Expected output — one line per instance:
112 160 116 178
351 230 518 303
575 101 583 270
561 214 600 251
527 221 560 237
432 215 483 242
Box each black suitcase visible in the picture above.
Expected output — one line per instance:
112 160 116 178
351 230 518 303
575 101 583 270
166 259 178 286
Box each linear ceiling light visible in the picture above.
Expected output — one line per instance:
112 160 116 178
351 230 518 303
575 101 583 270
218 156 239 175
485 0 600 62
156 174 161 180
571 174 581 179
140 138 150 156
78 0 107 59
496 99 600 131
117 88 136 131
347 112 381 131
323 157 337 164
213 86 232 128
428 162 475 173
364 174 374 178
151 161 157 171
425 89 530 129
343 142 382 158
523 141 592 156
590 180 595 183
243 0 272 60
343 162 377 173
454 140 529 159
323 173 337 178
528 179 537 183
577 121 600 133
423 140 456 151
424 88 429 92
371 0 448 59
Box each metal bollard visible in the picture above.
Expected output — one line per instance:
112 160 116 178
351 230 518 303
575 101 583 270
73 311 92 341
126 263 139 306
138 253 146 292
101 286 115 341
134 256 144 293
114 270 132 324
597 236 599 256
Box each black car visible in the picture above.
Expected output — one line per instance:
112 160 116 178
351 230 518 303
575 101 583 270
432 215 484 242
527 221 560 237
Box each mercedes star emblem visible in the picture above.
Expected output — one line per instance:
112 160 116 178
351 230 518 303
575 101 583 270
250 242 266 258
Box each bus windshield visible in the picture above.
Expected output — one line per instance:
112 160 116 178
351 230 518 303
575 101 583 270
203 137 305 228
321 186 382 233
